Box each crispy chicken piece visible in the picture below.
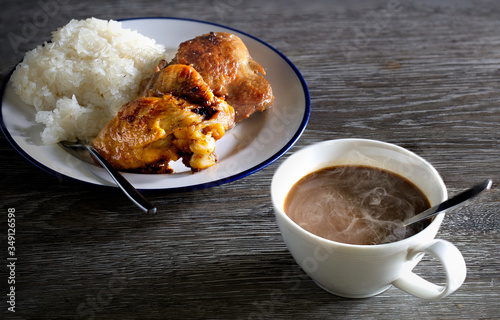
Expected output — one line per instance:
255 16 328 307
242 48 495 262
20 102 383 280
140 63 216 107
92 94 234 173
171 32 274 122
92 64 235 173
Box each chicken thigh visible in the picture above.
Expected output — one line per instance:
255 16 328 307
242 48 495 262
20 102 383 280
171 32 274 122
92 65 235 173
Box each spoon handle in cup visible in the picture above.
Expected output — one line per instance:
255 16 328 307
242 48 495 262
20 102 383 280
403 179 492 227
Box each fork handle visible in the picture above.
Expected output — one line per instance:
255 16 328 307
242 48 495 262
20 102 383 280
85 145 157 214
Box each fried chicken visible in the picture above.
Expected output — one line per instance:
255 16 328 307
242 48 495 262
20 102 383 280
92 94 234 173
92 65 234 173
171 32 274 122
140 63 216 107
91 32 273 174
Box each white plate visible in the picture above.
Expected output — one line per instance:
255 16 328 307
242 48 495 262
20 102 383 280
0 17 310 191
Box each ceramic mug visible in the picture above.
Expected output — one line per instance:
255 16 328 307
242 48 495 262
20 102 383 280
271 138 466 299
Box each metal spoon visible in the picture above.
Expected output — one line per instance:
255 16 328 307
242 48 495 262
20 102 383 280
59 141 157 214
403 179 492 227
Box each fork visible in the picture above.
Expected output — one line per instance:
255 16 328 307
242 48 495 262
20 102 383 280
59 141 157 214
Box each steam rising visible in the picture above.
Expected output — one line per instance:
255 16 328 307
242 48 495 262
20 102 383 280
284 165 430 245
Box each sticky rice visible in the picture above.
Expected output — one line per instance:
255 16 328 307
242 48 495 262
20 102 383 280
10 18 166 144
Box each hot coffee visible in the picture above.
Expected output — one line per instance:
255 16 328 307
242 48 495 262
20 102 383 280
284 165 431 245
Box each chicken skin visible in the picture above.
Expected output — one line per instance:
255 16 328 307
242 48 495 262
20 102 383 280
92 65 234 173
140 63 216 107
92 94 234 173
171 32 274 122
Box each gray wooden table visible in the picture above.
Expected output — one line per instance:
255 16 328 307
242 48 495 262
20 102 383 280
1 0 499 319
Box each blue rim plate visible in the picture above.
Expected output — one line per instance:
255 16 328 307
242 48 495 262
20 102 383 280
0 17 310 191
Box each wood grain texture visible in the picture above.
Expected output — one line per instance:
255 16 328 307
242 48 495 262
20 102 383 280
1 0 499 319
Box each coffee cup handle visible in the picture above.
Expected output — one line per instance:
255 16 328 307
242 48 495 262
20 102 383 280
392 239 466 299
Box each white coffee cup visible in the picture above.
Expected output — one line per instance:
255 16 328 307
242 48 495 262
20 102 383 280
271 138 466 299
